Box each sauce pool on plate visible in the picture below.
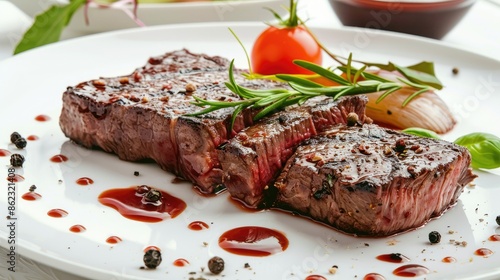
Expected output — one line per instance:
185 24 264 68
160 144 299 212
218 226 289 257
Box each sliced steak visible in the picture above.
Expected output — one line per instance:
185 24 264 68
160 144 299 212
273 123 476 237
59 49 274 193
219 95 368 208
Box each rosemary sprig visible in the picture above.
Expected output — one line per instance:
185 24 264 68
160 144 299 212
187 54 433 130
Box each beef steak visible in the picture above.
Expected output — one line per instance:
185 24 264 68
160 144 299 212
219 95 368 208
273 123 476 237
59 49 274 193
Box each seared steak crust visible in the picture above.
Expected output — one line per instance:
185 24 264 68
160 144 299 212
59 49 275 193
274 124 476 237
219 95 368 207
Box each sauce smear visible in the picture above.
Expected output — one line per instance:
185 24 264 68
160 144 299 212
106 236 122 244
76 177 94 185
35 114 51 122
376 253 410 263
0 149 11 157
47 209 68 218
173 258 189 267
393 264 429 277
22 192 42 201
98 186 186 223
188 221 209 231
27 135 39 141
69 224 86 233
50 154 68 163
218 226 289 257
144 245 161 252
364 273 386 280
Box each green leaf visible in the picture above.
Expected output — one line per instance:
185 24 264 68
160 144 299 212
14 0 86 54
394 62 443 90
454 132 500 169
401 127 441 139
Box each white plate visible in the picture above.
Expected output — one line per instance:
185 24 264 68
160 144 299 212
1 22 500 280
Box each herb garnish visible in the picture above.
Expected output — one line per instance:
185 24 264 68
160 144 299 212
188 54 440 130
14 0 141 55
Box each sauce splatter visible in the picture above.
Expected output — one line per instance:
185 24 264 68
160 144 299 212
0 149 11 156
7 174 24 182
50 154 68 163
143 245 161 252
22 192 42 201
98 186 186 223
393 264 429 277
106 236 122 244
69 224 86 233
474 248 493 257
47 209 68 218
364 273 386 280
76 177 94 185
376 253 410 263
27 135 39 141
218 226 289 257
188 221 209 231
173 258 189 267
305 275 327 280
442 256 457 263
488 234 500 242
35 114 51 122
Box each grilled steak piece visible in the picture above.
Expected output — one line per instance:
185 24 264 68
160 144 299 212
219 95 368 208
274 123 476 237
59 49 276 193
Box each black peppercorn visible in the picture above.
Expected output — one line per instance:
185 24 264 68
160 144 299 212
429 231 441 244
29 185 37 192
134 171 140 176
208 256 224 275
14 137 27 149
10 132 21 144
144 189 162 204
143 249 162 269
346 112 359 127
496 215 500 226
136 185 151 195
395 139 406 153
10 154 25 167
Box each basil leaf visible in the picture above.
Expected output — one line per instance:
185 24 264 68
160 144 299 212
394 62 443 90
401 127 441 139
454 132 500 169
14 0 86 54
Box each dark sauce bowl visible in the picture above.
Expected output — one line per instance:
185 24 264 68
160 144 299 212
328 0 477 39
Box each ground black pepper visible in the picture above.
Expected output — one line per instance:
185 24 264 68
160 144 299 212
208 256 224 274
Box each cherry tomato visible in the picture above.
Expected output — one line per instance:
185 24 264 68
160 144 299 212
251 25 322 75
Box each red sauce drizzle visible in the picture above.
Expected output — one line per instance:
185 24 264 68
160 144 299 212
106 236 122 244
188 221 209 231
50 154 68 163
27 135 39 141
442 256 457 263
305 275 327 280
364 273 386 280
76 177 94 185
228 196 262 213
173 258 189 267
474 248 494 257
35 114 51 122
218 226 289 257
69 224 86 233
22 192 42 201
171 177 186 184
144 245 161 252
7 174 25 182
47 208 68 218
376 253 410 263
393 264 430 277
98 186 187 223
0 149 11 156
488 234 500 241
